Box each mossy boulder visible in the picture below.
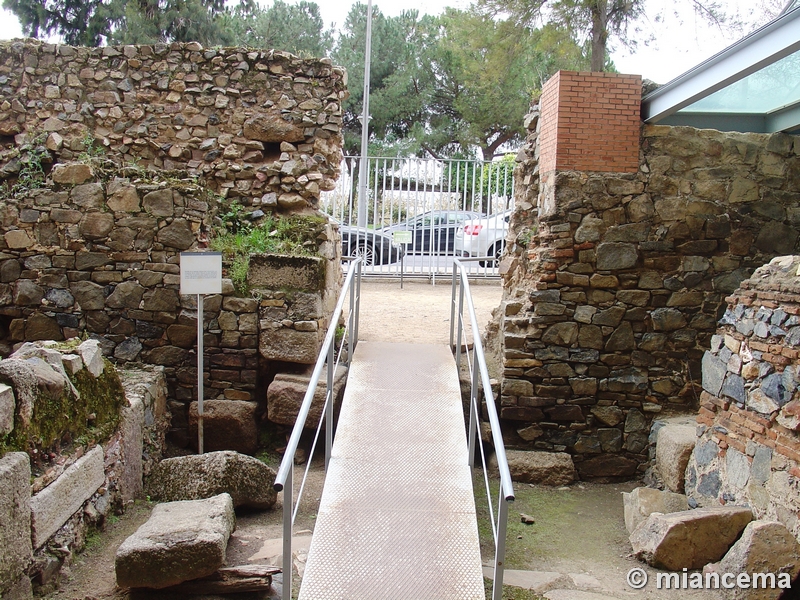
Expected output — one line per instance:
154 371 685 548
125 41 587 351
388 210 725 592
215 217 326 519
147 450 277 510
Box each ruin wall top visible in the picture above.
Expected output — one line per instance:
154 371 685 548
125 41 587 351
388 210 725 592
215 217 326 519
0 39 348 212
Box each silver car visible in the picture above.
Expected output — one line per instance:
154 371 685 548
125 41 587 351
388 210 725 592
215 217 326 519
454 210 512 267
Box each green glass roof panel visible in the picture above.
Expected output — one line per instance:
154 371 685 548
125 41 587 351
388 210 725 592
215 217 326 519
677 48 800 115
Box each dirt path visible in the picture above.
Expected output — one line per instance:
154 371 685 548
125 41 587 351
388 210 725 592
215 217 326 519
356 278 503 345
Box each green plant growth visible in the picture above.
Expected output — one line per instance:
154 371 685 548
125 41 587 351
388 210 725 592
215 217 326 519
211 207 328 294
0 359 126 461
77 131 106 162
0 134 51 200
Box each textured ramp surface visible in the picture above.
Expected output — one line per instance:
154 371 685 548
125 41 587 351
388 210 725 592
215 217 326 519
299 341 485 600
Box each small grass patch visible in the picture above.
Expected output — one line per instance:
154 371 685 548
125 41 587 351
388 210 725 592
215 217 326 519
210 207 328 294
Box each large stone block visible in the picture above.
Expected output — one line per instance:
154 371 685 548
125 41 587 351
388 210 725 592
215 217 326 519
0 383 14 435
119 394 144 504
630 506 753 570
0 452 32 596
30 445 105 548
656 424 696 493
622 487 688 534
188 400 258 455
715 520 800 600
267 365 347 427
504 450 576 486
248 254 325 291
260 326 321 364
147 450 277 509
115 493 235 589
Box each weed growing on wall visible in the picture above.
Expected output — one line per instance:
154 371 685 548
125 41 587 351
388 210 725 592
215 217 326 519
0 133 50 199
210 205 328 293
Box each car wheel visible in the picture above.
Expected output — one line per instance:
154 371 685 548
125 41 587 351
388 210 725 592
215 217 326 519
353 243 375 266
480 242 504 268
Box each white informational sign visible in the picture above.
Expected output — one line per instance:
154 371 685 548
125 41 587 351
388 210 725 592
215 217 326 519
392 230 413 245
180 252 223 295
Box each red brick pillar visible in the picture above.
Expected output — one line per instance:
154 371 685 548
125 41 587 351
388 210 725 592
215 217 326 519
538 71 642 216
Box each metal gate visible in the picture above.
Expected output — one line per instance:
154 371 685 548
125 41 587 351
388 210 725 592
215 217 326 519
321 156 514 277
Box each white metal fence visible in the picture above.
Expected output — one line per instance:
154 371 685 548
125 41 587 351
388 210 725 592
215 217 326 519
322 156 515 277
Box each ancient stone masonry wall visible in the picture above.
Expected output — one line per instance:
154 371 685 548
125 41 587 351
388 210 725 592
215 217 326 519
500 115 800 479
0 40 347 448
0 39 347 211
686 256 800 541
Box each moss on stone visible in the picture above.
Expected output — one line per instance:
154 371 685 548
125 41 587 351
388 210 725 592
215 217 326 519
0 358 125 459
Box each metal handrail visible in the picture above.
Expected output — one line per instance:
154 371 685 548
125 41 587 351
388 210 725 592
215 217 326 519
450 257 514 600
273 257 363 600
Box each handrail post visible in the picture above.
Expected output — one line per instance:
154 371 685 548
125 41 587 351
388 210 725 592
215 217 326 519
326 339 334 471
455 279 464 369
348 268 355 367
282 465 293 600
449 267 457 350
468 348 479 469
493 492 509 600
354 260 362 350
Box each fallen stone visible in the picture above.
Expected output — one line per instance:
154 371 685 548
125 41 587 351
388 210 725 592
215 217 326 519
147 451 277 509
568 573 603 590
267 365 347 427
115 493 236 589
715 520 800 600
0 452 32 596
482 567 568 593
630 506 753 570
0 383 14 435
622 487 688 533
78 338 105 377
656 423 696 493
30 445 105 548
504 451 577 486
188 400 258 455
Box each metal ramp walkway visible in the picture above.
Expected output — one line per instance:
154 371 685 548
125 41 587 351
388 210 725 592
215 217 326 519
297 341 485 600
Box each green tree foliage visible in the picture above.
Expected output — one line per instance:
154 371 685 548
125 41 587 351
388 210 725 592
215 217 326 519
333 4 588 160
479 0 735 71
417 8 588 160
3 0 254 46
3 0 113 45
332 4 425 155
223 0 333 57
112 0 248 46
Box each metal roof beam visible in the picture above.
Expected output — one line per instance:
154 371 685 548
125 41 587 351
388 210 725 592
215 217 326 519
766 101 800 132
653 113 768 133
642 8 800 123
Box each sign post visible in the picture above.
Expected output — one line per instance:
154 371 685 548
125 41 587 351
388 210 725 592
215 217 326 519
180 252 222 454
392 231 412 289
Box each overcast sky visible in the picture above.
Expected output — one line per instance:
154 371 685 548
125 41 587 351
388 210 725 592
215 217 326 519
0 0 773 86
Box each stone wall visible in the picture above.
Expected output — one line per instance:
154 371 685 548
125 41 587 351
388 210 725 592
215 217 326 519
0 40 348 446
686 256 800 540
0 343 167 597
0 39 347 211
499 91 800 478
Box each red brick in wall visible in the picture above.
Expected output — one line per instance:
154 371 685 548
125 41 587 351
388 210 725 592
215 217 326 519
539 71 641 175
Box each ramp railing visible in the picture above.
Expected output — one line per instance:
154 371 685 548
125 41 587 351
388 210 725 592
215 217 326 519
450 257 515 600
273 257 363 600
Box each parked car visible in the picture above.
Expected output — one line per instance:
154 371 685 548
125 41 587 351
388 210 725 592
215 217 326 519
454 210 512 267
339 224 404 266
381 210 483 254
